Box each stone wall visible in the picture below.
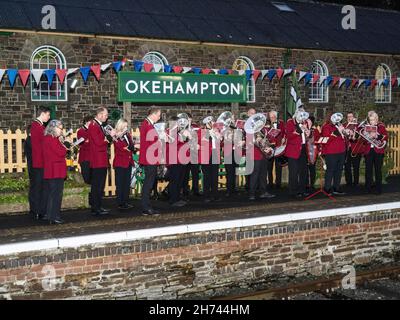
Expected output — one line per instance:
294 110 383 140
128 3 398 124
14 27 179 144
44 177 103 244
0 32 399 131
0 210 399 300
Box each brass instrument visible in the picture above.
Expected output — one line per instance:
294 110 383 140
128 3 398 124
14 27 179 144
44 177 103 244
244 113 274 158
103 124 118 142
330 113 345 138
354 121 386 150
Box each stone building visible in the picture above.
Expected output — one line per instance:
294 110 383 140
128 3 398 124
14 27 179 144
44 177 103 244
0 0 399 130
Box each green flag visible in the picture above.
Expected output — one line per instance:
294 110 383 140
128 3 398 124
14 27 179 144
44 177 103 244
286 71 302 118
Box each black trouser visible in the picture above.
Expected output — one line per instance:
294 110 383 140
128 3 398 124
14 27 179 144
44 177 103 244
249 160 267 197
115 166 132 206
91 168 107 211
183 163 200 195
365 149 384 193
45 178 64 221
168 164 186 204
324 153 345 192
307 164 316 188
288 145 308 195
202 163 219 199
344 150 361 186
80 161 91 184
141 165 157 211
29 167 46 217
225 160 237 194
266 157 282 188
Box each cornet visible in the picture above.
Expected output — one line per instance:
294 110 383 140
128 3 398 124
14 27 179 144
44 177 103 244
103 124 118 142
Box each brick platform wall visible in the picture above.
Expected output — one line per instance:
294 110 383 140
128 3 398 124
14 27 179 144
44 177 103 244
0 210 399 300
0 32 399 131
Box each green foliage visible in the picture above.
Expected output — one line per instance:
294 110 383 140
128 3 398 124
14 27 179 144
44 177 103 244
0 173 29 193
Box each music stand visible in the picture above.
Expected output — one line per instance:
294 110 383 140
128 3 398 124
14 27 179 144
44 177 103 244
305 137 336 201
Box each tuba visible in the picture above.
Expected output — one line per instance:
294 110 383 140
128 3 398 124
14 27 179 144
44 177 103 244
216 111 234 131
244 113 274 158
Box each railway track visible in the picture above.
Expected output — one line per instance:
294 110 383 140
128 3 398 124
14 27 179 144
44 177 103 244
213 265 400 300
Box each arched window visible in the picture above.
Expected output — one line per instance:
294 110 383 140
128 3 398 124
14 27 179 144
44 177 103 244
30 45 67 102
142 51 169 71
309 60 329 103
232 56 255 103
375 64 391 103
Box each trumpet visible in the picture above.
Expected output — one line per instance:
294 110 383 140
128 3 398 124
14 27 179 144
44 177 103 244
103 124 118 142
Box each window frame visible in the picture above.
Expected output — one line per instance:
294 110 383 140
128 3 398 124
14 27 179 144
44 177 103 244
375 63 392 104
30 45 67 102
309 60 329 104
142 51 169 71
232 56 256 103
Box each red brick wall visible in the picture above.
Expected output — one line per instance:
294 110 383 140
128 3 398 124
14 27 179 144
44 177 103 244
0 211 399 299
0 32 399 131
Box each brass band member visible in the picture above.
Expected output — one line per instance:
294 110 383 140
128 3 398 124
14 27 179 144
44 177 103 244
245 107 256 191
88 107 113 216
113 118 136 210
200 116 221 203
343 112 361 187
285 108 311 198
182 113 201 198
139 107 162 215
77 115 93 206
266 110 285 190
321 112 346 195
29 106 51 220
364 111 388 195
306 116 320 191
42 120 68 224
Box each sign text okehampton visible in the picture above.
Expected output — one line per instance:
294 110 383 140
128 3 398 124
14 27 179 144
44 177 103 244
118 72 247 103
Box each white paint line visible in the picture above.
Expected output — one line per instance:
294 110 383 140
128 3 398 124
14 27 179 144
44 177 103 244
0 201 399 256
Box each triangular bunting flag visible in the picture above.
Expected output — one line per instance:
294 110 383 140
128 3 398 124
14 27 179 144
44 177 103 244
112 61 122 73
173 66 183 74
44 69 56 87
7 69 18 88
261 70 268 80
312 74 320 84
227 69 234 75
319 76 327 86
296 99 304 109
364 80 372 88
121 58 127 67
18 69 30 87
31 69 44 86
182 67 192 74
325 75 333 86
357 79 365 88
202 68 211 75
0 69 5 83
391 77 397 87
245 70 253 81
267 69 276 81
164 65 173 73
338 78 346 88
298 71 307 81
237 70 246 76
304 73 312 85
153 64 163 73
283 69 293 77
276 68 284 80
218 69 228 75
67 68 79 76
143 63 153 73
212 69 219 74
100 63 112 72
345 79 352 89
377 79 384 87
80 66 91 84
370 79 378 89
134 61 144 72
290 86 297 102
383 79 389 87
332 77 340 87
91 65 101 81
252 70 261 82
56 69 67 85
192 67 202 74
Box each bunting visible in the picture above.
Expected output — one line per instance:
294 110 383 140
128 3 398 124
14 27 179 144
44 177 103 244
56 69 67 85
276 68 284 80
80 66 91 84
31 69 43 86
44 69 56 87
7 69 18 88
18 70 30 87
143 63 153 73
91 65 101 81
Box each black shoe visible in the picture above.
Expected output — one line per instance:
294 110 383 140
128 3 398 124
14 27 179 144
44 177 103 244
302 192 310 197
225 192 231 197
118 204 133 210
193 192 202 197
204 198 212 203
171 200 186 207
323 189 332 196
41 215 49 221
259 192 276 199
92 209 110 216
332 189 345 195
49 219 64 225
33 213 43 220
142 209 160 216
249 196 256 201
212 197 222 202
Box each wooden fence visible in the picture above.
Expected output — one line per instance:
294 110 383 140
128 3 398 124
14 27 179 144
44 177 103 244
1 125 400 195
